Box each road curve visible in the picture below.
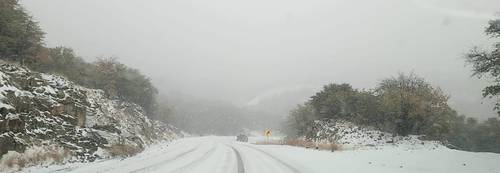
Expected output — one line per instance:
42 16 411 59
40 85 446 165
27 136 500 173
35 137 308 173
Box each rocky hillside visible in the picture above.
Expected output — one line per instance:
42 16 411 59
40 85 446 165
0 63 178 163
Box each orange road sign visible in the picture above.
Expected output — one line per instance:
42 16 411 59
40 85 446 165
265 129 271 137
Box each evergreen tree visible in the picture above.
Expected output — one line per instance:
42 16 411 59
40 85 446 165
0 0 44 64
466 19 500 115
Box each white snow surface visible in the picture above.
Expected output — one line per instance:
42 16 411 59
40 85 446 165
20 136 500 173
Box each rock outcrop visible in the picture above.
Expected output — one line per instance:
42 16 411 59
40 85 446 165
0 63 178 162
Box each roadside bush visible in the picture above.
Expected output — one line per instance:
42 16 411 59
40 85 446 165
280 137 341 151
285 73 500 153
288 73 454 141
317 142 341 152
0 145 72 171
282 138 314 148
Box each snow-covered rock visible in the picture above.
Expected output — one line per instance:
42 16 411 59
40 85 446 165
311 119 443 150
0 63 178 169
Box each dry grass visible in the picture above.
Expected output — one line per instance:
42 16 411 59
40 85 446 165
107 144 142 157
254 139 283 145
316 142 342 151
255 138 342 152
283 138 316 148
0 145 72 171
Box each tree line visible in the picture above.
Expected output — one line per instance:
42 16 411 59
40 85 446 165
285 73 500 153
285 18 500 153
0 0 162 119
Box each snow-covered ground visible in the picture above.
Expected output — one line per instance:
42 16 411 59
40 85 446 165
20 136 500 173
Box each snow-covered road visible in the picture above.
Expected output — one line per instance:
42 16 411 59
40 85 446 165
27 136 500 173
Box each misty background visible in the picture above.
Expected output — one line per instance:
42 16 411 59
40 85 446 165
19 0 500 127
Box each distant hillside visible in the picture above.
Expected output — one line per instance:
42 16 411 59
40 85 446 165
244 86 318 117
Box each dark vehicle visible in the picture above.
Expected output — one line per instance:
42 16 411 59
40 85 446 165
236 134 248 142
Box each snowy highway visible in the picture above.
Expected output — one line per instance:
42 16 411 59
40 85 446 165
28 136 500 173
38 137 309 173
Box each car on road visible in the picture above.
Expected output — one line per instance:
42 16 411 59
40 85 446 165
236 134 248 142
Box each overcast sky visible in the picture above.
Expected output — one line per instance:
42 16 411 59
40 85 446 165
21 0 500 119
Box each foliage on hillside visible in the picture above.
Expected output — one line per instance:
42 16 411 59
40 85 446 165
0 0 44 65
285 73 500 153
0 1 161 118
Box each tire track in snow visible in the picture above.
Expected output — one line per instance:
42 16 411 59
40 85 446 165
66 140 200 173
129 144 201 173
229 145 245 173
170 143 218 173
219 146 234 173
239 144 303 173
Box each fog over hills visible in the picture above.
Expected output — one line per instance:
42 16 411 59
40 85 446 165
21 0 500 120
